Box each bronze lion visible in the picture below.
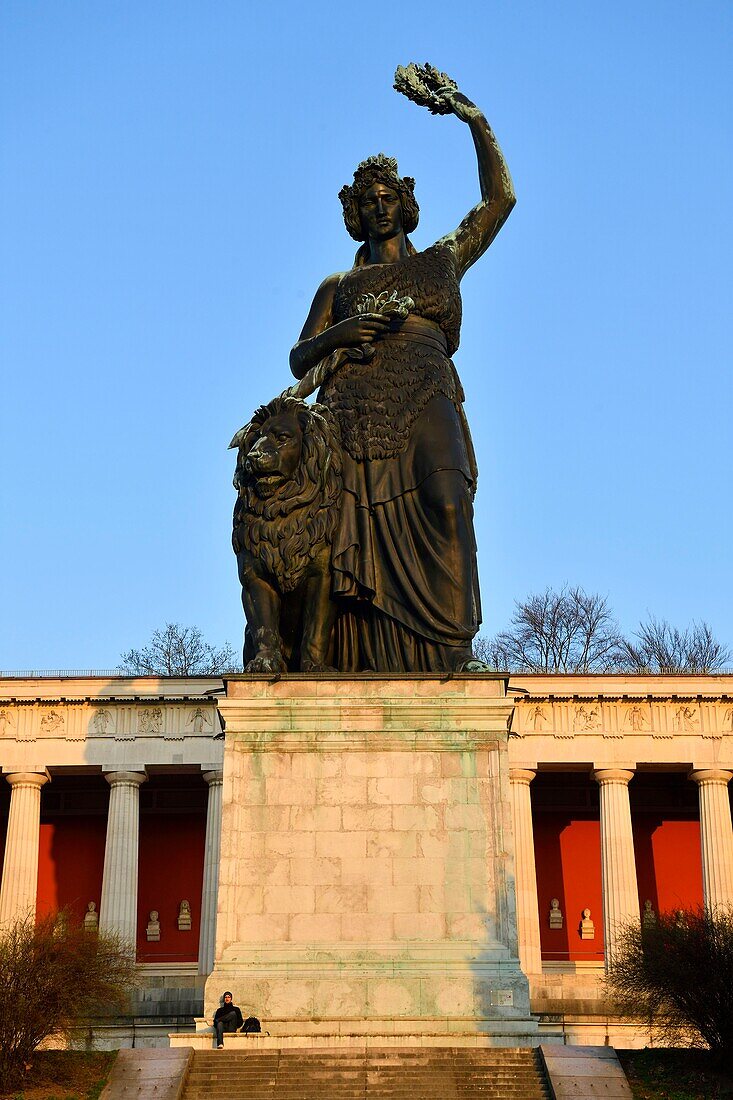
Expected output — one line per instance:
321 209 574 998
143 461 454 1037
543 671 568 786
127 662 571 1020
230 395 342 672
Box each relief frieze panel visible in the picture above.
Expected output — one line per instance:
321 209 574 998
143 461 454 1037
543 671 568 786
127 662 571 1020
39 709 64 734
93 708 115 735
516 698 733 741
138 706 163 735
0 700 219 743
573 704 600 732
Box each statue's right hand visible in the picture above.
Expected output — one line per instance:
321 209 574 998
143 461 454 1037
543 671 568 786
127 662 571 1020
331 313 392 347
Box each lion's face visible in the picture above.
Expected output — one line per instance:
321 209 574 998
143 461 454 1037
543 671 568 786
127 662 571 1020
232 395 342 592
244 412 303 498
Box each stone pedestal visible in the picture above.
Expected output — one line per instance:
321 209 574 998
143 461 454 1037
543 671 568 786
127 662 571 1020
206 676 535 1040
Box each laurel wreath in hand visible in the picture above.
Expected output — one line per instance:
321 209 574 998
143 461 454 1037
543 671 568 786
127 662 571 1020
355 291 415 321
393 62 459 115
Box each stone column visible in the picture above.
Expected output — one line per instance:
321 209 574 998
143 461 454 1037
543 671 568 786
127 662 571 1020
198 769 224 975
690 769 733 911
99 771 146 952
593 769 639 967
509 768 542 975
0 772 49 925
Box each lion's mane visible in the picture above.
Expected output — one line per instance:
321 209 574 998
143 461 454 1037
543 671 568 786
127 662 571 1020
233 396 342 593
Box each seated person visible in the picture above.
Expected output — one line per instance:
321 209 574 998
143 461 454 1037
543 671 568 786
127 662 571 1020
213 991 243 1048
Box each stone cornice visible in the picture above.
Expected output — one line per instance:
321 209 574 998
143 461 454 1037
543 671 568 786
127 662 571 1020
221 727 505 753
509 673 733 698
219 677 513 750
218 700 510 750
0 676 223 702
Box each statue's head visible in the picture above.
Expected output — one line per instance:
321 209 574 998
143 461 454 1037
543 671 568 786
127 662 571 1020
339 154 419 244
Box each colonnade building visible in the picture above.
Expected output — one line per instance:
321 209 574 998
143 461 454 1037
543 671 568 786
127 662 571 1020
1 672 731 1046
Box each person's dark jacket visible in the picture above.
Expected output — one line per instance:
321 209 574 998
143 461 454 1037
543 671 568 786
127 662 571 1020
213 1002 243 1029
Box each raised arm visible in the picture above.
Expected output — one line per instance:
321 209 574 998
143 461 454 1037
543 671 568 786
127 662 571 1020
394 63 515 278
442 92 516 276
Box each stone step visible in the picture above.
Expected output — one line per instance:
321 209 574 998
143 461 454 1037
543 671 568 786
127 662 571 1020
180 1047 551 1100
189 1055 542 1060
183 1092 550 1099
184 1087 549 1094
189 1064 543 1070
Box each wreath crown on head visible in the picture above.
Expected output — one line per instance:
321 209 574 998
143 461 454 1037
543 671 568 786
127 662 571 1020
338 154 419 242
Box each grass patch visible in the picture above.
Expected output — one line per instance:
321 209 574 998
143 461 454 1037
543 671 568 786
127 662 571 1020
0 1051 116 1100
618 1049 733 1100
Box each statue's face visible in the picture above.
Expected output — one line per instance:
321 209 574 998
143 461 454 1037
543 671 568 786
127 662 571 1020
359 182 403 242
245 412 304 497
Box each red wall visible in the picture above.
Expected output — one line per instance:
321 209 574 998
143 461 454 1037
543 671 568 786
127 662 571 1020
533 803 705 962
37 817 107 922
533 812 605 962
136 812 205 962
633 815 703 914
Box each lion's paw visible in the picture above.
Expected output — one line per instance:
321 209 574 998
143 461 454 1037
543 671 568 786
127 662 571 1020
245 653 287 674
301 660 338 674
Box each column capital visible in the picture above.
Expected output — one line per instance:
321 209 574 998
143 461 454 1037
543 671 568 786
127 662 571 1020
103 770 147 788
593 768 635 786
4 771 49 789
690 768 733 787
509 768 536 785
202 770 224 786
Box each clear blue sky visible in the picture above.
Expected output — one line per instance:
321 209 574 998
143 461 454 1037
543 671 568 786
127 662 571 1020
1 1 731 670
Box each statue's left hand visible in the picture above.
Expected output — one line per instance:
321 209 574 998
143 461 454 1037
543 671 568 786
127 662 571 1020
435 87 480 124
394 63 480 123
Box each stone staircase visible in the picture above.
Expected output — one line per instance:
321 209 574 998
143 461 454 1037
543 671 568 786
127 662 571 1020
180 1047 552 1099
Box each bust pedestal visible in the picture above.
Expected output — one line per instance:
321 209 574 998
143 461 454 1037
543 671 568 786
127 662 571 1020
205 674 535 1043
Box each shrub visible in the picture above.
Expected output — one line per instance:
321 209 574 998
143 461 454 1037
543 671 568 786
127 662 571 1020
607 906 733 1064
0 911 136 1092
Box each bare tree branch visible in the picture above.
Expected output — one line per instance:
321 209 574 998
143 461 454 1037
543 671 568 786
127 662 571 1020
477 586 623 673
619 617 731 674
476 592 730 675
118 623 239 675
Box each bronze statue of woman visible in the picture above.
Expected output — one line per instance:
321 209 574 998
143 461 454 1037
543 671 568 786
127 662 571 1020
290 64 515 673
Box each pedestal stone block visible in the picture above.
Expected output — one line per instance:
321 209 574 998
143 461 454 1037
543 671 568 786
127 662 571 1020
206 675 535 1039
